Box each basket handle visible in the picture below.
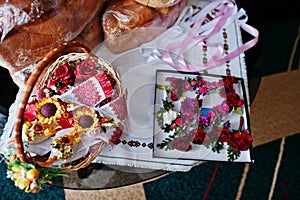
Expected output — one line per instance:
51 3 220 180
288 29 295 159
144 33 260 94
14 41 91 163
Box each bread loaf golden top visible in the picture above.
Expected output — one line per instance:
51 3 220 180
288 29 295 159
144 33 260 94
134 0 181 8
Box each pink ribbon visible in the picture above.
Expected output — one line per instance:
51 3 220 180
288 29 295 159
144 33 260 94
160 0 259 72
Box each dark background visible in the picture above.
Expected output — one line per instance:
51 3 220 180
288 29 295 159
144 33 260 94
236 0 300 75
0 67 18 111
235 0 300 102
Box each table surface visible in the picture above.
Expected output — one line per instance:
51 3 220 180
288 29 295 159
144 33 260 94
57 164 168 189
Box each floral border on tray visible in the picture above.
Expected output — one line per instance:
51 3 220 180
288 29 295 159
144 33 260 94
154 70 253 161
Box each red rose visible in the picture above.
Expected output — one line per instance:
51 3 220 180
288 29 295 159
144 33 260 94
54 64 70 79
47 78 58 90
223 76 238 89
192 128 208 144
217 128 231 142
237 99 244 107
53 63 75 88
226 92 242 108
75 60 97 83
238 131 253 151
170 90 179 101
228 131 253 152
61 71 75 85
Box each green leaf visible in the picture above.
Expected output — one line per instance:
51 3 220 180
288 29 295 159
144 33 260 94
212 142 224 153
234 107 243 115
227 146 241 161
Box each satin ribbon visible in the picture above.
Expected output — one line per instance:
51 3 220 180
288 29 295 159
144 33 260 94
140 0 259 72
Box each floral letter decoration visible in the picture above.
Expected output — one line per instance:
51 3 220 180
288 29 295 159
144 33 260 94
154 70 253 162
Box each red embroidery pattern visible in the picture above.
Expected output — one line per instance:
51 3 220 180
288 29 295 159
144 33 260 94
95 71 114 98
109 127 123 145
110 94 128 121
115 139 153 149
71 79 101 107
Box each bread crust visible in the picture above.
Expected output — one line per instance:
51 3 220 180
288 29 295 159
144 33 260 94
0 0 105 73
134 0 181 8
102 0 187 53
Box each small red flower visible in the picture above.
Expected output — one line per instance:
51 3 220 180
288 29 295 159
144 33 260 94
75 60 97 84
170 116 182 130
237 99 244 107
47 78 58 90
57 112 74 128
223 76 238 89
191 128 208 144
170 136 192 152
199 87 208 95
24 103 37 121
54 64 70 78
48 63 76 93
174 116 182 126
36 89 46 100
217 128 231 143
170 90 179 101
226 92 243 108
228 131 253 152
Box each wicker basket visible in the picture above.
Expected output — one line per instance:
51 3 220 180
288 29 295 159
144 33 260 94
13 41 122 172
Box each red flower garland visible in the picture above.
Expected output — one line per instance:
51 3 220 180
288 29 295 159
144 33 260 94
156 74 253 161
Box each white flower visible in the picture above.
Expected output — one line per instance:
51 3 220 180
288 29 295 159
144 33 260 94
6 170 13 179
163 110 178 124
29 179 41 193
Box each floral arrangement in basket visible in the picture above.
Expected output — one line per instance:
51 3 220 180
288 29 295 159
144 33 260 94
1 41 127 193
155 72 253 161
